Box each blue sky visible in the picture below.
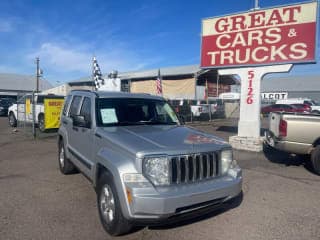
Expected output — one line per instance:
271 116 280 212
0 0 319 84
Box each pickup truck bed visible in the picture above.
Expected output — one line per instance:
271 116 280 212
265 112 320 175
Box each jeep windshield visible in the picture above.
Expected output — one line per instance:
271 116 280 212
96 98 180 127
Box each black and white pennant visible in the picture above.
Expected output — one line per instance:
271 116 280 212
93 57 105 90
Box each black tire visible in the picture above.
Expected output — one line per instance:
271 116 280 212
38 114 46 132
8 112 17 127
311 145 320 175
97 172 133 236
58 140 77 174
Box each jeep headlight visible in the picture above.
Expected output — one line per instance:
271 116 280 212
143 156 170 186
221 149 235 175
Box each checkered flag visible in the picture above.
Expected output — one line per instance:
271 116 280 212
93 56 104 90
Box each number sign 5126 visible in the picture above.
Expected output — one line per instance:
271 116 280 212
246 70 254 104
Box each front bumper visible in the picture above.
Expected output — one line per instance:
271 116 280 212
124 167 242 221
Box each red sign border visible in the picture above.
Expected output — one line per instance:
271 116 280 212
200 1 319 69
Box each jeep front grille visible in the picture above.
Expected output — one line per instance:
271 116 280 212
171 152 219 184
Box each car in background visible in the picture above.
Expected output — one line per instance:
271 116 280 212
276 98 320 114
290 104 312 113
0 98 15 116
8 93 64 131
190 100 224 118
261 104 309 116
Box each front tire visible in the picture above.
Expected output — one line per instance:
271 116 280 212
58 140 77 174
311 145 320 175
97 172 132 236
8 112 17 127
38 114 46 132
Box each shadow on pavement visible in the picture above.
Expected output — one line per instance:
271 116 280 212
216 126 238 133
263 143 306 167
216 125 268 136
263 143 319 175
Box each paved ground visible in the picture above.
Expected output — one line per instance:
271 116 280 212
0 117 319 240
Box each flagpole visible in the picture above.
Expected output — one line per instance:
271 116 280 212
92 56 95 91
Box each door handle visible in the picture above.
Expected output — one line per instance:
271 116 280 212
72 127 78 131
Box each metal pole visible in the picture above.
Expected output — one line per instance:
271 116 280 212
32 92 36 138
36 57 40 93
92 56 95 91
216 71 219 97
254 0 259 9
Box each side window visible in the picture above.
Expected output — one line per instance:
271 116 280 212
62 95 72 116
37 96 45 104
69 96 82 118
80 97 92 127
17 96 26 104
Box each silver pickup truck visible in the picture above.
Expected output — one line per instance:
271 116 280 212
265 112 320 175
58 90 242 236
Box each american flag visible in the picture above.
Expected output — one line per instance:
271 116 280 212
156 69 162 95
93 56 104 90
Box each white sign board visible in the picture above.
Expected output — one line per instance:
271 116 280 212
99 78 121 92
261 92 288 100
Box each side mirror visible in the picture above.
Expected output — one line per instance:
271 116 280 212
72 115 90 128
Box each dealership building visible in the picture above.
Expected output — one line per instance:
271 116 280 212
261 75 320 102
40 64 320 103
43 64 238 99
0 68 319 103
0 73 52 99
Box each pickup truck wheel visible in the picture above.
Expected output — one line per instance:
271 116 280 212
58 140 77 174
311 145 320 175
8 113 17 127
97 172 132 236
38 114 46 132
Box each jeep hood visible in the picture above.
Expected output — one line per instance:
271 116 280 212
99 125 229 156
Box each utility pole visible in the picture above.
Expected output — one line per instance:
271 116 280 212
36 57 40 93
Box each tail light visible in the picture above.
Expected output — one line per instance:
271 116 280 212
279 119 287 137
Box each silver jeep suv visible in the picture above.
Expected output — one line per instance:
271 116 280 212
58 90 242 236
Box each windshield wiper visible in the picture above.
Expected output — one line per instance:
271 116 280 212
139 120 177 125
117 121 147 126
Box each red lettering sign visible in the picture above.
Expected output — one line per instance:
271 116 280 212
201 2 317 68
246 70 254 104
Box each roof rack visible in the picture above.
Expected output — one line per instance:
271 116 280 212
70 89 99 97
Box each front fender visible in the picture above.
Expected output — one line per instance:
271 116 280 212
94 147 138 220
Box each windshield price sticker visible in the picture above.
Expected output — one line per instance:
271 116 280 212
100 108 118 124
201 2 317 68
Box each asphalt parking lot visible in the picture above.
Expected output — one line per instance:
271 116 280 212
0 117 320 240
